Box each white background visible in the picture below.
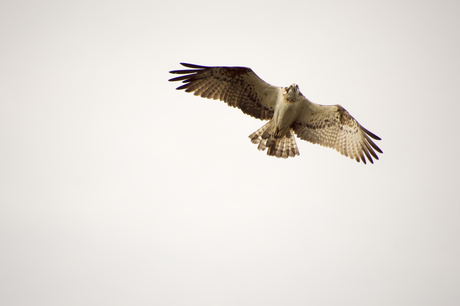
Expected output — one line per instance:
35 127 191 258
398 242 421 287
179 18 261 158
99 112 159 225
1 0 459 305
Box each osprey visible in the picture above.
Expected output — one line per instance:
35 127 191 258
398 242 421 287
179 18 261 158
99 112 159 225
169 63 382 164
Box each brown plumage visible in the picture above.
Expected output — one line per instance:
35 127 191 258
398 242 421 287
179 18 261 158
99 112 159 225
169 63 382 164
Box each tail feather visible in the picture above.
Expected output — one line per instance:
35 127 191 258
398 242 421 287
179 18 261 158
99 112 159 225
267 132 300 158
249 122 300 159
249 121 271 151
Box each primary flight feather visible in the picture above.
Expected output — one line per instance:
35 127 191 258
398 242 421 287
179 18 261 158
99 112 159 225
169 63 382 164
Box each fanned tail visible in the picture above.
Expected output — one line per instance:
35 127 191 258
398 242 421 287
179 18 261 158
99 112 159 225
249 122 271 151
249 122 300 159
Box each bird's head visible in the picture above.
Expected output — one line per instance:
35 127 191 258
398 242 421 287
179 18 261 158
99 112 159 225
286 84 300 101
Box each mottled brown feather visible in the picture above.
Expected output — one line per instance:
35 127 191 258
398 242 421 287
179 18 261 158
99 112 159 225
169 63 279 120
169 63 382 164
294 103 382 164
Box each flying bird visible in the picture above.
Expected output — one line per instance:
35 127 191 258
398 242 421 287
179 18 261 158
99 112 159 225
169 63 382 164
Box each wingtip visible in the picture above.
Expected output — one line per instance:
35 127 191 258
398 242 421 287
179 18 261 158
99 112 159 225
179 63 208 69
362 126 382 141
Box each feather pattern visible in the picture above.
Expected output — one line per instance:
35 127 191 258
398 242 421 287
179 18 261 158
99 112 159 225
248 122 300 158
169 63 279 120
294 103 382 164
169 63 383 164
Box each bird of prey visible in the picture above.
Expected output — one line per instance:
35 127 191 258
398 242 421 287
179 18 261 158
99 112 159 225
169 63 382 164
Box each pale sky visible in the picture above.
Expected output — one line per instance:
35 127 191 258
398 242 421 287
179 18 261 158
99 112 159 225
1 0 460 305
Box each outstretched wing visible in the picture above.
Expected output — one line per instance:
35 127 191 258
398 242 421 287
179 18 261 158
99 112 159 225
169 63 280 120
294 99 383 164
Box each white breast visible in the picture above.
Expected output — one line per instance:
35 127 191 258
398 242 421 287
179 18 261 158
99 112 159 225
272 94 302 137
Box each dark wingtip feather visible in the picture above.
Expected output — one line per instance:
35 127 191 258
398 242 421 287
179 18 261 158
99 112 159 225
179 63 209 69
168 75 185 82
177 83 192 90
366 136 383 154
169 63 205 78
361 126 381 140
168 74 197 82
361 126 383 155
364 141 379 160
360 151 367 164
362 144 374 164
169 69 203 75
